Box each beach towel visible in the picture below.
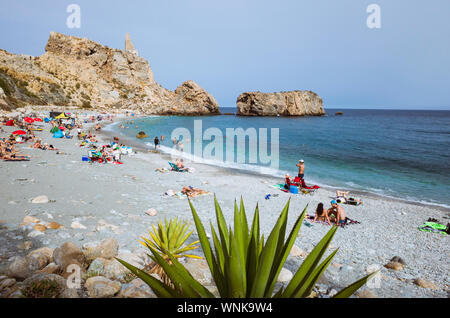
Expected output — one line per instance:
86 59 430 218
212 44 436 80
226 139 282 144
53 130 64 138
305 215 360 227
297 178 320 190
272 183 315 195
418 222 448 235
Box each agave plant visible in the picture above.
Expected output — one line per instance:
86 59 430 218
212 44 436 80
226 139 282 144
117 197 378 298
138 218 201 286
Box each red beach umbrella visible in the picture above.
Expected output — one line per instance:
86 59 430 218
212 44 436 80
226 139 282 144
5 120 14 126
34 118 43 122
24 117 34 124
12 130 27 135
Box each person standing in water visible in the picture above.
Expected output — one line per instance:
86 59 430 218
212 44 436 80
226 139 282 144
154 136 160 149
296 159 305 179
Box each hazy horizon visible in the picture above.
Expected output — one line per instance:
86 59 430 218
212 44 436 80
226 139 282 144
1 0 449 110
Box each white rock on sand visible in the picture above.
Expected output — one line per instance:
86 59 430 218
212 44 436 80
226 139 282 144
31 195 49 204
85 276 122 298
145 208 158 216
71 221 87 230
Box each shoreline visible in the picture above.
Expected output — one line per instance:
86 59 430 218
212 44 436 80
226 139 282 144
1 108 449 298
100 118 450 213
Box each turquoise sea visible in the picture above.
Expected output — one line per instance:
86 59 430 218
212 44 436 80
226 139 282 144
108 108 450 208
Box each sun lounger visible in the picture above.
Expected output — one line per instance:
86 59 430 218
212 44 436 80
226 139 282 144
169 162 187 172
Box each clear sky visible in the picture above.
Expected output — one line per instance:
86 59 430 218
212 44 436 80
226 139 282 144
0 0 449 109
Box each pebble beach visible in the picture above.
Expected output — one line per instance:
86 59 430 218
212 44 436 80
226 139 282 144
0 108 449 298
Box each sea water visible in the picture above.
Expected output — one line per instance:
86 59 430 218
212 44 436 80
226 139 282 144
111 108 450 208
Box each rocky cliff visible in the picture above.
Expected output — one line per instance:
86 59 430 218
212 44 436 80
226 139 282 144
0 32 220 115
236 91 325 116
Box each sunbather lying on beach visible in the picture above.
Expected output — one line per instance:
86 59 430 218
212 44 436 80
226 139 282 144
171 159 189 172
181 186 209 198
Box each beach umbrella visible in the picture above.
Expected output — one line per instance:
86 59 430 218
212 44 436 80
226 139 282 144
5 120 14 126
24 117 34 124
34 118 43 122
12 130 27 135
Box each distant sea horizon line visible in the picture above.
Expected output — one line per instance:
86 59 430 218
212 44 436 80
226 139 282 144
219 106 450 111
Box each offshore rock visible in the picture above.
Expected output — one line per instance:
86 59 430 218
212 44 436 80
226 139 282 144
237 91 325 116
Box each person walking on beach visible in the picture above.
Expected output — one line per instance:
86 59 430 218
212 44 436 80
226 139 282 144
296 159 305 179
154 136 160 149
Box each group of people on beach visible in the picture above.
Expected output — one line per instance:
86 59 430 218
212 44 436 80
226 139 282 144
312 201 347 226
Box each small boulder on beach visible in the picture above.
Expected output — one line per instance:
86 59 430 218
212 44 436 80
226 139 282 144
31 196 49 204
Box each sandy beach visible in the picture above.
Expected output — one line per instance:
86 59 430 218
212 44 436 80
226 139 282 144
0 109 449 298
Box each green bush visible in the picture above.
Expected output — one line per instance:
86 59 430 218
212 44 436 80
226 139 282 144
118 197 377 298
0 77 11 96
21 279 62 298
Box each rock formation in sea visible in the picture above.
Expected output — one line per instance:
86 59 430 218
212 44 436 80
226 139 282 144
0 32 220 115
236 91 325 116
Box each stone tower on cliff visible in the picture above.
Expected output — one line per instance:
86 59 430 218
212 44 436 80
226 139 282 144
125 33 138 56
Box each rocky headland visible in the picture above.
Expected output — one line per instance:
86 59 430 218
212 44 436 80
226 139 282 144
0 32 220 115
236 90 325 116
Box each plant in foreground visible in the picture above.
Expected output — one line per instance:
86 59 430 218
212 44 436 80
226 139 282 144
21 279 62 298
138 217 201 286
118 197 378 298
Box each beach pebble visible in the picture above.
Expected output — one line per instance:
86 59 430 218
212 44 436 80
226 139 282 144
0 278 16 291
22 216 40 225
71 221 87 230
36 263 61 275
413 278 439 290
145 208 158 217
28 230 44 238
183 258 213 285
28 247 54 264
327 289 338 297
390 256 406 265
53 242 87 271
17 241 33 250
96 220 119 232
7 256 32 279
85 276 122 298
83 238 119 262
47 222 63 230
31 195 49 204
384 261 404 271
277 268 293 283
290 244 308 258
26 251 49 271
118 278 157 298
356 289 377 298
58 231 71 239
44 213 54 219
33 224 47 232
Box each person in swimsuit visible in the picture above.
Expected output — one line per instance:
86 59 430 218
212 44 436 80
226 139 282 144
313 203 331 225
296 159 305 179
328 200 347 227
